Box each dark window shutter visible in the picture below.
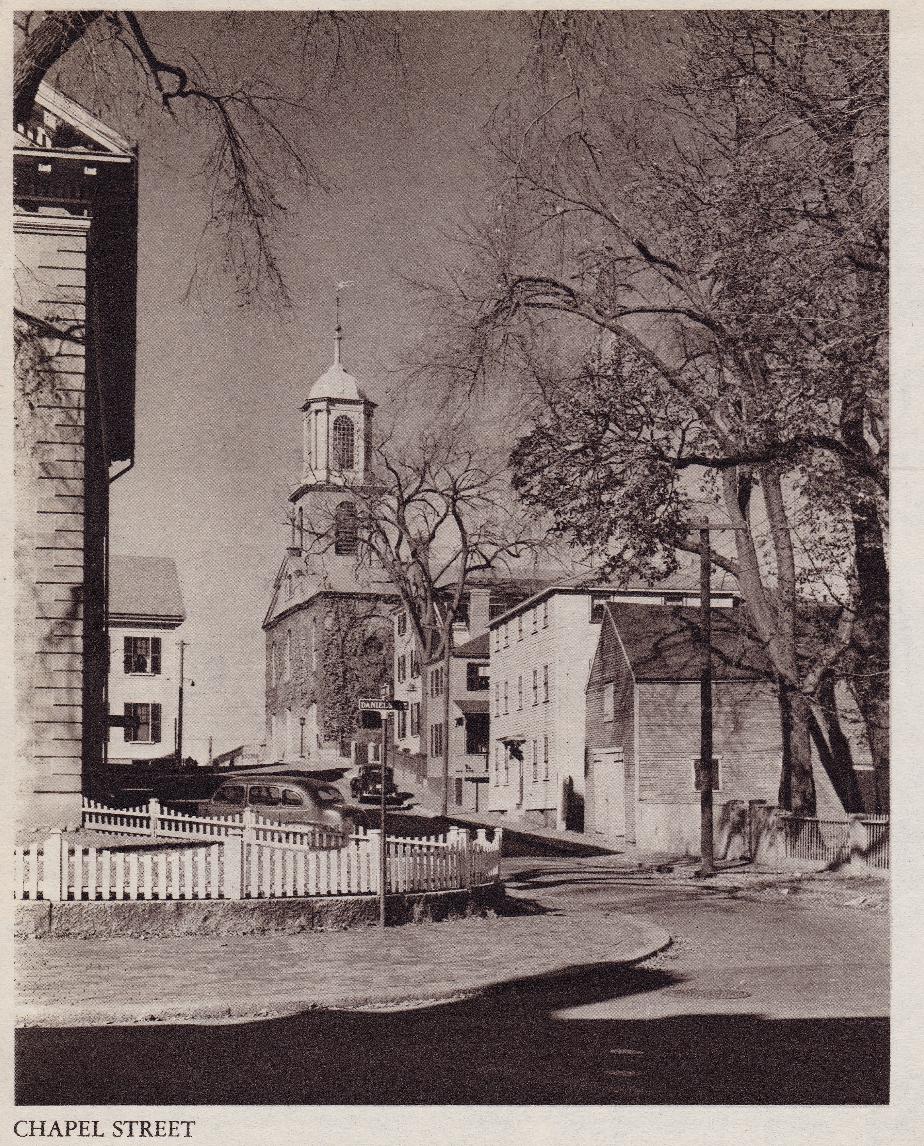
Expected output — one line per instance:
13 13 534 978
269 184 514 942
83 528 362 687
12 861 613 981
123 637 133 675
124 703 135 742
151 704 162 744
151 638 161 675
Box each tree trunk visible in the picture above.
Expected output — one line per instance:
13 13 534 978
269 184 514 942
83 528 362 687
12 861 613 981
14 12 101 125
806 677 864 814
778 684 816 815
840 368 889 808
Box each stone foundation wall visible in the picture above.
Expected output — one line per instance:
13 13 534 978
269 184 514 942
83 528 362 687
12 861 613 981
15 880 505 939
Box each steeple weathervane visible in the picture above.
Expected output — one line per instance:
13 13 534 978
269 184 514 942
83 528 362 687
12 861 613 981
334 281 354 366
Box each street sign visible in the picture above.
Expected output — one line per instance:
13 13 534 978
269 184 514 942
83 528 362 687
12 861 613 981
694 757 719 791
359 698 398 712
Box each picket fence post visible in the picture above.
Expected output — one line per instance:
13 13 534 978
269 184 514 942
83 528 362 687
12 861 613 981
148 797 160 838
43 832 65 902
224 835 244 899
367 828 383 894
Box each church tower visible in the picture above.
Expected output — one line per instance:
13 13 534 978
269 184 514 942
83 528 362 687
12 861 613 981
287 317 376 585
261 315 394 770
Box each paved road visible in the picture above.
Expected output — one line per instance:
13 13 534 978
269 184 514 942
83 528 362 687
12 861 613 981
16 857 888 1105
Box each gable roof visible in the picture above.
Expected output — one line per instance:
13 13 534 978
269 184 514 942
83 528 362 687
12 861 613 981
16 82 135 156
109 556 185 625
454 632 490 659
604 603 771 682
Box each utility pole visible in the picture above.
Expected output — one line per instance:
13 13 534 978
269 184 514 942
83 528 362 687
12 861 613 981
695 515 746 877
176 640 187 766
698 525 716 877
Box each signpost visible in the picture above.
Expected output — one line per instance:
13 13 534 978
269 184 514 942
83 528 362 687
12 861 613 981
359 696 404 927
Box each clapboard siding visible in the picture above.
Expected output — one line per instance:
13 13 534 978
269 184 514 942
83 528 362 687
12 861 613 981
16 215 91 825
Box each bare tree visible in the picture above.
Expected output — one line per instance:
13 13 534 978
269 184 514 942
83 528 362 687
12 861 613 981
14 9 400 312
423 10 888 814
300 423 540 815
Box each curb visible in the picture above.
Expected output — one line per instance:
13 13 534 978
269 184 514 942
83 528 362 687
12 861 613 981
16 919 671 1028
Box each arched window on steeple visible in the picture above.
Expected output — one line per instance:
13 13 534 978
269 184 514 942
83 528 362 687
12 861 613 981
332 415 355 470
334 501 358 555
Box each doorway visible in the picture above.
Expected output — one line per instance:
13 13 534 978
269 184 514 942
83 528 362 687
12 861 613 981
591 747 626 841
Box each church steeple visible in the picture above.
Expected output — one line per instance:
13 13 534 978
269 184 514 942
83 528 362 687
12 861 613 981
333 294 343 366
294 310 376 494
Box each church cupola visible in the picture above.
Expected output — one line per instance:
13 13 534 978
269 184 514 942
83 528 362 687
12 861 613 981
300 317 375 488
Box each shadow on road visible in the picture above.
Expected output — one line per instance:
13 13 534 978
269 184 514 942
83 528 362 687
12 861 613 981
16 963 888 1105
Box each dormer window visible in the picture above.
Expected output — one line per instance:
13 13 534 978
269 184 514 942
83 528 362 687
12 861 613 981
332 415 355 470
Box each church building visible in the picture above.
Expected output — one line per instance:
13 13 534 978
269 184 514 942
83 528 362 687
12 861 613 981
262 323 396 771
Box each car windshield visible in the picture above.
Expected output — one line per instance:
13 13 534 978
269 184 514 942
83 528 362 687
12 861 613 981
312 785 343 806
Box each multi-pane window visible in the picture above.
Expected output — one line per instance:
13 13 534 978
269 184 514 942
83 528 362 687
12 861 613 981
410 702 421 737
334 501 358 555
410 651 420 678
503 681 508 714
543 735 549 779
517 675 523 711
397 707 407 739
532 668 538 706
332 415 355 470
430 723 444 756
532 739 538 781
397 655 407 683
465 712 489 755
543 664 550 703
495 681 501 717
124 702 161 744
123 636 161 675
494 744 501 785
466 662 489 691
430 667 444 697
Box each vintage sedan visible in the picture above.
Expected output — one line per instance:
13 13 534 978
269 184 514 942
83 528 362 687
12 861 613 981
199 774 366 835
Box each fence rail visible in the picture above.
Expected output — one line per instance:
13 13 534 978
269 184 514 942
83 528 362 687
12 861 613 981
15 810 502 903
82 797 345 850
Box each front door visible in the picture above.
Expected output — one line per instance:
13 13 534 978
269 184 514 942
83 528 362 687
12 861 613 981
591 748 626 840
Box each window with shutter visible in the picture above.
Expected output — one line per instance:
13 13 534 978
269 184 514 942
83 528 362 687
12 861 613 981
151 638 161 674
151 703 161 744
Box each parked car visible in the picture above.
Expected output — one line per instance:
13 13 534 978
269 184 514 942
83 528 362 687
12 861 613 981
350 764 401 804
199 774 366 835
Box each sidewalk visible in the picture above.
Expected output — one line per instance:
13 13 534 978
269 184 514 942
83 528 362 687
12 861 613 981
16 905 670 1028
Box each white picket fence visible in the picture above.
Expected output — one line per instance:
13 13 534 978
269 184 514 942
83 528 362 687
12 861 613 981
82 797 345 850
14 822 502 903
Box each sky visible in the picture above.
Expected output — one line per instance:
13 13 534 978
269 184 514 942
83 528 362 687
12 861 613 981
51 12 535 760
